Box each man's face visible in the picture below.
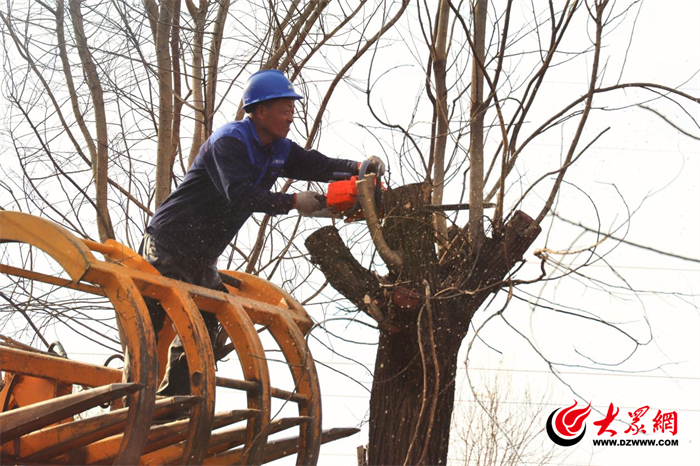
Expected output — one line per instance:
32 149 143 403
255 98 295 143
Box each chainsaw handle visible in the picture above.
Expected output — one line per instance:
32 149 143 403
343 160 382 219
359 159 383 202
331 171 353 180
358 159 380 182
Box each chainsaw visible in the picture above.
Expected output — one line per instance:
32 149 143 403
305 159 495 221
304 159 384 221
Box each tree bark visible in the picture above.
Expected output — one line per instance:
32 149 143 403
305 226 383 308
202 0 230 140
170 1 182 172
185 0 207 167
369 317 462 465
368 212 540 466
152 0 176 207
468 0 488 249
306 183 541 466
431 0 450 249
68 0 114 242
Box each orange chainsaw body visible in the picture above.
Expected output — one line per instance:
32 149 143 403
326 176 384 222
326 176 359 213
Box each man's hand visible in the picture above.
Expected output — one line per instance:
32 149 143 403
366 155 386 176
294 191 324 215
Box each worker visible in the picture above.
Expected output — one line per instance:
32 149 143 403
140 69 385 396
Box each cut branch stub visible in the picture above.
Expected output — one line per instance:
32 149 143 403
382 182 437 285
450 210 542 331
306 226 401 331
305 225 383 308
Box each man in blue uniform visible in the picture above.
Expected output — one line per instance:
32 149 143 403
141 69 384 396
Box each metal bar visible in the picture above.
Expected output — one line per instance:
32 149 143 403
0 264 105 296
0 211 93 282
216 376 308 403
202 426 357 465
0 383 142 442
261 427 361 464
0 346 122 387
20 396 204 462
75 408 254 465
81 239 116 256
267 313 322 465
423 202 497 211
216 376 259 393
271 387 308 404
204 416 311 460
207 300 270 465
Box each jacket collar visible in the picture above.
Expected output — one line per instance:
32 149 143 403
243 116 264 148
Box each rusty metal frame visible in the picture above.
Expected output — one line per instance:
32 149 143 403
0 211 331 465
0 211 157 465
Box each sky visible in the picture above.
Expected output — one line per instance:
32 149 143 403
1 1 698 466
300 1 700 465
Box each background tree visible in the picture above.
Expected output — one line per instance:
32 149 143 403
451 370 564 466
305 1 698 464
1 1 698 465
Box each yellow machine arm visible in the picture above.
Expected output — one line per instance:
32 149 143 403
0 211 356 465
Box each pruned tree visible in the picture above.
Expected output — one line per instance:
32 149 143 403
1 1 698 465
305 0 699 464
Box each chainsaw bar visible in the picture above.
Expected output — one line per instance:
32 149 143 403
423 202 497 212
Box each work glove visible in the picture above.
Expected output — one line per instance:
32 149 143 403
365 155 386 177
294 191 324 216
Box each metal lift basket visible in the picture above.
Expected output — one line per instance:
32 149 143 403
0 211 356 465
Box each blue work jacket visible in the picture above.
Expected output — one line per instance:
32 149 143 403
147 117 357 264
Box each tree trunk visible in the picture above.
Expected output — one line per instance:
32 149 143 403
68 0 114 242
431 0 450 249
203 0 230 138
368 302 463 465
153 0 176 207
186 0 206 168
468 0 488 248
306 182 541 465
169 1 182 172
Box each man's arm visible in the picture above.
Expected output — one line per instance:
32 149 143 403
206 137 295 215
283 141 359 182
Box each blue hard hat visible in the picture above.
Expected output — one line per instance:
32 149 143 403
243 69 303 111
